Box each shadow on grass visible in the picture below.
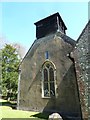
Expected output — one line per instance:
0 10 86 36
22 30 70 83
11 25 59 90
0 100 17 109
31 112 49 120
2 118 45 120
1 113 49 120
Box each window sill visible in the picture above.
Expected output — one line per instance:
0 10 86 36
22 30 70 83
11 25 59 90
42 96 51 99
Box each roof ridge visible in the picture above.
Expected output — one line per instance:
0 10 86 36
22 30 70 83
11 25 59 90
77 20 90 42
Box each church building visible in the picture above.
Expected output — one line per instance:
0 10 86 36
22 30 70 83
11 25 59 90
17 12 90 120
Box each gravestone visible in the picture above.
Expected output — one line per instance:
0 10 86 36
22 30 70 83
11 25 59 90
49 113 63 120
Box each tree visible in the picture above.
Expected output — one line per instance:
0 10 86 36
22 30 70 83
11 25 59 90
12 43 26 59
1 44 20 100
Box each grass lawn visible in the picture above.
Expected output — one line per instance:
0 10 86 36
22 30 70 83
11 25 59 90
0 99 49 120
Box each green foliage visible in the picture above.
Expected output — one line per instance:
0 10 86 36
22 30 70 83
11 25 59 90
1 44 20 100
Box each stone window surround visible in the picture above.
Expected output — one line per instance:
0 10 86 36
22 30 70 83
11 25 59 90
42 60 57 98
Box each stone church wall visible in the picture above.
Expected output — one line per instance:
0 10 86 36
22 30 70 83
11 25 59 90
73 21 90 119
18 33 81 117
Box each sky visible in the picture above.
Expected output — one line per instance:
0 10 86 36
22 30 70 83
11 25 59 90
1 2 89 54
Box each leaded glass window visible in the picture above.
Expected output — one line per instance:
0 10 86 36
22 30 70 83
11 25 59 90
42 61 56 98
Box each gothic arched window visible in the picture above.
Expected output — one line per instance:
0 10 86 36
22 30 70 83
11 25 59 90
42 61 56 98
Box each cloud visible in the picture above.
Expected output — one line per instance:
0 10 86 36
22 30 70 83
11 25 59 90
12 43 27 59
0 36 9 49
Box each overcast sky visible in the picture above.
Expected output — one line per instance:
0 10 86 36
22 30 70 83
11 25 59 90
1 2 89 53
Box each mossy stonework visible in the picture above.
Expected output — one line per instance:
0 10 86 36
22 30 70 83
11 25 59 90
73 21 90 120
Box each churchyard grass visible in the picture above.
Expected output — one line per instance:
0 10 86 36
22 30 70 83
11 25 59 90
0 99 48 119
